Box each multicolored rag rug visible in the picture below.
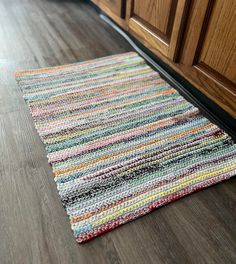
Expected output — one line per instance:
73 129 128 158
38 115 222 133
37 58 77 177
16 52 236 243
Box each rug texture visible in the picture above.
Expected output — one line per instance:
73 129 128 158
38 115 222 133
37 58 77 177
15 52 236 243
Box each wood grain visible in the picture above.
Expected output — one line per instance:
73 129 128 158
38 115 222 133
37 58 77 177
133 0 176 36
98 0 124 17
91 0 127 26
178 0 236 117
126 0 188 60
0 0 236 263
199 0 236 84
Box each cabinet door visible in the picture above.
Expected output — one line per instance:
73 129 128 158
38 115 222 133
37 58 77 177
179 0 236 117
126 0 189 60
92 0 126 18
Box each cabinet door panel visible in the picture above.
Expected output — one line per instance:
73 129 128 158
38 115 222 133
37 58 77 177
198 0 236 84
179 0 236 117
92 0 125 18
133 0 177 38
99 0 124 17
126 0 188 60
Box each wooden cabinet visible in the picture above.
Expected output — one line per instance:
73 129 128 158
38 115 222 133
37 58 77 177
126 0 189 60
178 0 236 117
91 0 126 27
91 0 236 118
99 0 125 17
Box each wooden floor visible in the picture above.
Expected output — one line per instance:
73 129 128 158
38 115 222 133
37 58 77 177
0 0 235 263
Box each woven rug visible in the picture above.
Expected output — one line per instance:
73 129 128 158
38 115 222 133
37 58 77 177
15 52 236 243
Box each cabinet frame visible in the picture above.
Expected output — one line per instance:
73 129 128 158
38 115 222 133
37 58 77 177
126 0 189 60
